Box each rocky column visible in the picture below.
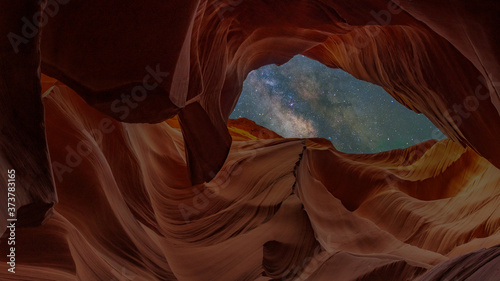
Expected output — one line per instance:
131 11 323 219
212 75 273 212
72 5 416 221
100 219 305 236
0 0 57 235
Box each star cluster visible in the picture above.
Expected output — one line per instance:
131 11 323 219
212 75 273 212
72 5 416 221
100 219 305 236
230 55 444 153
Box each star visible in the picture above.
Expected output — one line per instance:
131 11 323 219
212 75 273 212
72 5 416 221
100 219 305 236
230 55 445 153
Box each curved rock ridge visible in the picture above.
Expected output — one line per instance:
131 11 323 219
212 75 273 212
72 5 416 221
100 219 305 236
0 1 499 280
1 83 499 280
1 0 499 227
30 1 500 183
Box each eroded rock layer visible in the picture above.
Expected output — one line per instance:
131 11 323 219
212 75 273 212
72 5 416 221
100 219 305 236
1 0 499 280
36 0 500 185
1 0 499 227
1 83 499 280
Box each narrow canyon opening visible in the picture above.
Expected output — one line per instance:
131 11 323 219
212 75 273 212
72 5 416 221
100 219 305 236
231 55 445 153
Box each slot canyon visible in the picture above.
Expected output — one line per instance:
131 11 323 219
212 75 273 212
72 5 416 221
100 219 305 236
1 0 500 280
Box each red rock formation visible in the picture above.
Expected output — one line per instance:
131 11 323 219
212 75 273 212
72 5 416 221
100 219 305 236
0 1 56 231
1 0 499 280
0 83 498 280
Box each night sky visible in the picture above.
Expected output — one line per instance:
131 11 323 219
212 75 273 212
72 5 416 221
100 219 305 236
230 55 445 153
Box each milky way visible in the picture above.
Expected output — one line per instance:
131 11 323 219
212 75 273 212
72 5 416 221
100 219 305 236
230 55 445 153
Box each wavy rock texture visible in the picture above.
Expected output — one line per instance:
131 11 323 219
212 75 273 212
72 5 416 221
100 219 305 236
1 82 500 280
0 0 499 280
1 0 499 227
37 0 500 181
